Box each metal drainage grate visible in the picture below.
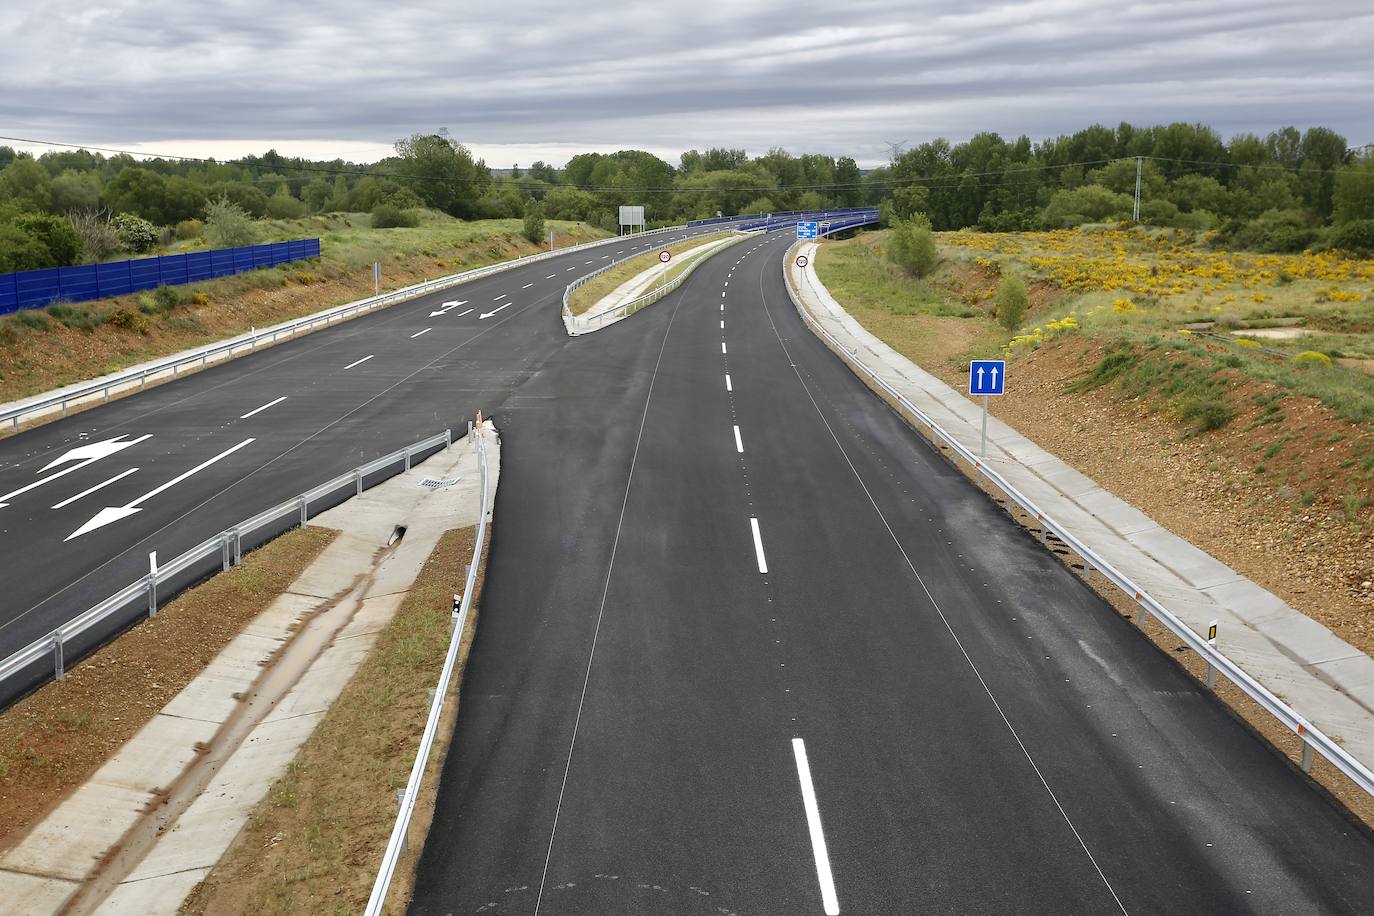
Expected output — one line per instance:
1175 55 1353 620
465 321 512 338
419 477 458 490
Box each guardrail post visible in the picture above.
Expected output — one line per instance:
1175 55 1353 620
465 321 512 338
52 632 64 681
403 448 411 471
221 534 231 572
232 528 242 565
1081 558 1093 580
147 573 158 618
445 428 452 449
395 789 410 852
104 386 110 403
355 469 364 495
1206 662 1217 690
1301 741 1313 773
298 496 308 525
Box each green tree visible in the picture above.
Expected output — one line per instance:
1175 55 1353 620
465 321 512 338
13 214 82 266
996 271 1029 329
0 158 54 212
203 196 259 247
522 199 545 244
302 178 333 213
1040 185 1132 227
393 130 488 218
265 185 306 219
886 214 938 277
0 223 53 271
1333 156 1374 224
49 170 102 213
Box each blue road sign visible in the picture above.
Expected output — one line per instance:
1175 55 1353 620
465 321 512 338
797 221 818 239
969 359 1006 396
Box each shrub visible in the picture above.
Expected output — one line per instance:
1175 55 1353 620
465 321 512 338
106 307 150 334
995 271 1029 330
522 200 546 245
0 222 56 271
45 302 100 330
370 203 418 229
265 187 306 220
112 213 159 253
153 285 180 311
1328 219 1374 256
67 209 120 262
1293 350 1333 368
204 196 260 247
191 290 209 305
175 218 204 240
1176 396 1234 433
13 214 82 266
14 309 49 330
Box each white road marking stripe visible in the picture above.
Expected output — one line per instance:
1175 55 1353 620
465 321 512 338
566 266 577 271
721 342 727 354
792 739 840 915
585 260 595 264
240 395 287 419
733 425 743 452
522 283 533 289
725 374 732 391
410 327 432 339
456 308 474 317
51 467 139 509
750 517 767 573
546 273 557 279
721 320 725 329
722 291 726 298
344 355 374 369
494 293 508 300
724 281 728 286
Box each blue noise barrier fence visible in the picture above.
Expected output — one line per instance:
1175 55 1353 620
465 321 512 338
0 238 322 316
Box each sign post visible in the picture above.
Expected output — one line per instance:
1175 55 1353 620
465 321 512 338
968 359 1006 459
1206 620 1218 689
658 250 672 291
372 261 381 295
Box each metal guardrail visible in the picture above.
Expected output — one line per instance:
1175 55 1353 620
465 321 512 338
365 424 491 915
0 429 454 693
0 225 692 434
562 231 754 335
783 240 1374 798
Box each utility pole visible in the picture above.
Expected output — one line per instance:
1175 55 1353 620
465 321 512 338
1132 156 1143 222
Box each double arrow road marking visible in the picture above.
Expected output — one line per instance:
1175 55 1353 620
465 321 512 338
66 437 256 540
429 300 472 318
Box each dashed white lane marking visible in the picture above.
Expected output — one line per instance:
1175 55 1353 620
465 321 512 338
522 282 533 289
494 293 508 300
51 467 139 510
721 342 727 355
724 281 729 287
343 355 374 369
733 424 743 452
410 327 432 339
725 373 732 391
545 273 557 279
722 291 726 298
566 266 577 271
793 738 840 915
721 303 724 312
749 517 768 573
585 260 595 264
721 320 725 329
239 395 287 419
456 308 474 317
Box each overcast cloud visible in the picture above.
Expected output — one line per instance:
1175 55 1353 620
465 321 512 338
2 0 1371 167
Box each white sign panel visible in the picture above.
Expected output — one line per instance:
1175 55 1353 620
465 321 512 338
618 205 645 226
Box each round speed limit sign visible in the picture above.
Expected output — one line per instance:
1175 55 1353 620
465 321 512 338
658 250 672 263
795 254 809 268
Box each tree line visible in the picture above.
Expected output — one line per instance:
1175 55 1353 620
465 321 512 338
2 121 1372 273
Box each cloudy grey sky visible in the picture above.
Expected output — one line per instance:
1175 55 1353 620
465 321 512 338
3 0 1372 168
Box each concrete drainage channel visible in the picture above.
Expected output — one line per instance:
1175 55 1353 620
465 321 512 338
0 421 500 914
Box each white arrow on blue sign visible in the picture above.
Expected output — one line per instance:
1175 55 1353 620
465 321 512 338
969 359 1006 396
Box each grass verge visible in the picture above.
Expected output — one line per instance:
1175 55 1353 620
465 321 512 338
0 527 336 851
181 524 488 915
567 231 735 315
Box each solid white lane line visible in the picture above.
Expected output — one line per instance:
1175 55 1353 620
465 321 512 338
343 355 374 369
793 739 841 915
733 425 743 452
240 395 287 419
409 328 432 339
750 517 768 573
522 282 533 289
494 293 508 300
51 467 139 509
721 342 727 354
456 308 474 317
545 273 557 279
725 374 732 391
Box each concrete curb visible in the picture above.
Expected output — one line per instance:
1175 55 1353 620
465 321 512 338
784 239 1374 783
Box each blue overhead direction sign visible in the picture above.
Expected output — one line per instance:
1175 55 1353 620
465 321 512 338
969 359 1005 396
797 221 819 239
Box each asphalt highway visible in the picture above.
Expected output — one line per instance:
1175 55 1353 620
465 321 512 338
408 230 1374 914
0 225 728 684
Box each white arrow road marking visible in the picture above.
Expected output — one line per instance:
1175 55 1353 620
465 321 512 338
52 467 139 509
39 434 152 474
410 327 432 339
428 299 469 317
66 438 256 540
1 435 151 508
344 355 374 369
479 303 512 319
793 739 840 915
240 396 287 419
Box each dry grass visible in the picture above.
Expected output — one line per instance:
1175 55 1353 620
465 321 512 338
0 527 336 851
182 524 488 916
567 231 736 315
